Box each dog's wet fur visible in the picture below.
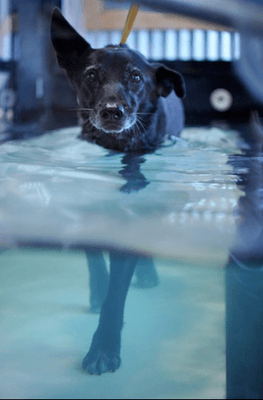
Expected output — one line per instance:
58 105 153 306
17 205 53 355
51 7 185 153
51 8 185 375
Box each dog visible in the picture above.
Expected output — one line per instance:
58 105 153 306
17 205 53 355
51 7 185 375
51 7 185 153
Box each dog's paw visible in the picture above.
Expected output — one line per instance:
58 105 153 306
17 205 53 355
82 349 121 375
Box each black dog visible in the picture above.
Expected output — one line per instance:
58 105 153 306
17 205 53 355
51 8 185 153
51 8 185 375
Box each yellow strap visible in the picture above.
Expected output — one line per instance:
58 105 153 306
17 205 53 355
120 3 140 45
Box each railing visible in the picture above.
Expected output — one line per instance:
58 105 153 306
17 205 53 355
84 29 240 61
62 0 240 62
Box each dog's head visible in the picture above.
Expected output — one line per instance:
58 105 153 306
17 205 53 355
51 8 185 138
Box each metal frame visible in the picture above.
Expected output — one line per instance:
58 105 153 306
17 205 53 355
7 0 61 123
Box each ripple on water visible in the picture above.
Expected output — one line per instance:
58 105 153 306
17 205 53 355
0 126 241 264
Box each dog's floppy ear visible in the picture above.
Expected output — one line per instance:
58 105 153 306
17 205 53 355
154 64 186 99
51 7 92 69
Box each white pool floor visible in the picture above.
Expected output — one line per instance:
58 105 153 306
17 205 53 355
0 249 225 399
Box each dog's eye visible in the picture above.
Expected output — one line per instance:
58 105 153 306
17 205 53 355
131 73 141 83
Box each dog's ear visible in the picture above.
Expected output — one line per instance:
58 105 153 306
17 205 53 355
154 64 186 99
51 7 92 69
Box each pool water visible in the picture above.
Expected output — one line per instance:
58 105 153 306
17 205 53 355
0 126 248 398
0 126 239 262
0 249 225 399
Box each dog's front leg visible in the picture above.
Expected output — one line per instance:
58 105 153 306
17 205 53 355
86 250 109 314
82 250 138 375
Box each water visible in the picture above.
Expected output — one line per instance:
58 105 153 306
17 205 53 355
0 125 256 398
0 126 239 261
0 249 224 399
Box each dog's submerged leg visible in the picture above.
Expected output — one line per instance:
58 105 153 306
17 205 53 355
86 250 109 314
134 256 159 288
82 250 138 375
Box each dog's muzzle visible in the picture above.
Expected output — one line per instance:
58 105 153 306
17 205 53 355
92 103 136 134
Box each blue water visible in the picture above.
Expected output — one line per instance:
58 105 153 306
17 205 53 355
0 126 242 398
0 126 239 262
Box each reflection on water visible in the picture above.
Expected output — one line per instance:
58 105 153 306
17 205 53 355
0 123 262 397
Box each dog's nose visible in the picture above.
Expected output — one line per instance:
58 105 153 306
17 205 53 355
100 104 124 121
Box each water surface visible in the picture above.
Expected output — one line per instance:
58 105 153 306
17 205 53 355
0 126 240 264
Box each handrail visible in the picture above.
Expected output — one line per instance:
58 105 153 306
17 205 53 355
108 0 263 34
